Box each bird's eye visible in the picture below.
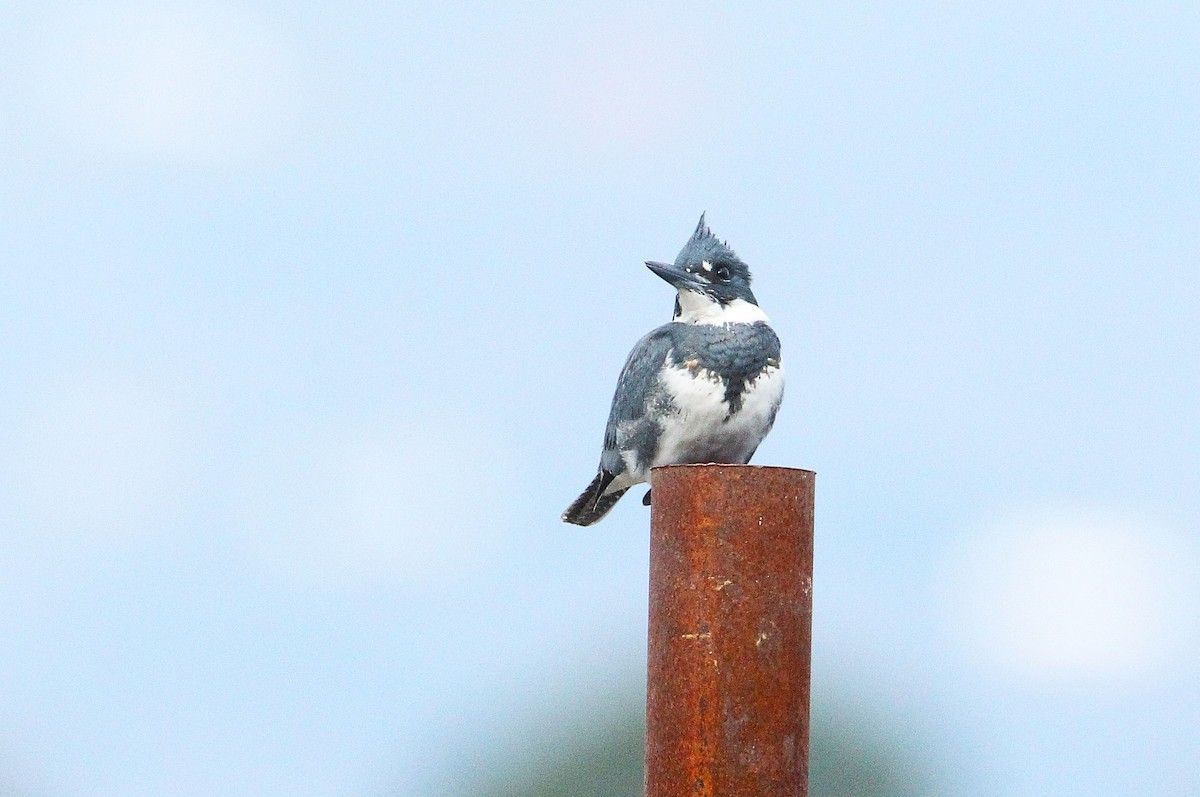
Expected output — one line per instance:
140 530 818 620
714 265 732 282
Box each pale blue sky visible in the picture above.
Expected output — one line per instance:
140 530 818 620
2 2 1198 795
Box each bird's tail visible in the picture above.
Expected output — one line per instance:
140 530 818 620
562 471 628 526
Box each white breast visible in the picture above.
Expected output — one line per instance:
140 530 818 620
651 361 785 468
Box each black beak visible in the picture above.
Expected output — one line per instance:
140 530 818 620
646 260 703 291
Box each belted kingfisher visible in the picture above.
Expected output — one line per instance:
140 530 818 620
562 214 784 526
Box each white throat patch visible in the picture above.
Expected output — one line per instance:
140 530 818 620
674 293 770 325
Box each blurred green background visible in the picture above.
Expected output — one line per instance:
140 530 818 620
464 692 936 797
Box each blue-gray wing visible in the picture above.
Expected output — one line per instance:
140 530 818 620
599 325 676 476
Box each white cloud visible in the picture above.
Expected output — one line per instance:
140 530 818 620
20 1 300 166
236 417 509 587
0 368 198 541
942 505 1199 682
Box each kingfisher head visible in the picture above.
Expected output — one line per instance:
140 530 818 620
646 214 758 321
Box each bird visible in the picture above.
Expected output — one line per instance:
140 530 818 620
562 214 784 526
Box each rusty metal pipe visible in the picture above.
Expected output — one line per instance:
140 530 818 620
646 464 815 797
